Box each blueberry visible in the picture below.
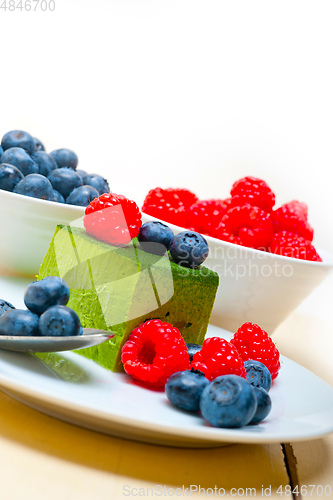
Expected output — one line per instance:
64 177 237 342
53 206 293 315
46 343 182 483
33 137 45 152
1 147 39 176
39 305 82 336
170 231 209 268
66 185 99 207
82 174 110 196
0 309 40 336
0 163 24 192
24 276 70 315
32 151 57 177
50 148 78 170
186 343 202 362
0 145 3 157
138 221 174 256
200 375 257 428
14 173 54 201
52 189 65 204
165 369 210 412
76 169 88 179
249 387 272 424
0 299 15 318
244 360 272 392
1 130 35 155
47 167 83 199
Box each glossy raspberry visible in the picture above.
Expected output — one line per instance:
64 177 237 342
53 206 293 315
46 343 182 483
121 320 190 388
185 199 232 237
230 176 275 213
270 231 322 262
84 193 142 246
215 204 273 250
142 187 196 227
271 201 314 241
230 322 280 380
190 337 246 381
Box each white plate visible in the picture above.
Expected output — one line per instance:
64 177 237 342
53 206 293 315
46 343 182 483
1 277 333 447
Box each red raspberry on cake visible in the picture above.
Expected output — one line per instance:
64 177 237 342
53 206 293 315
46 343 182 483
84 193 142 246
230 322 280 380
215 204 274 250
142 187 197 227
230 176 276 213
190 337 246 381
185 198 232 237
121 320 190 388
270 231 322 262
271 201 314 241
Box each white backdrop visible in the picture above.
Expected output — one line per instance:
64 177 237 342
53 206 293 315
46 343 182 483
2 0 333 254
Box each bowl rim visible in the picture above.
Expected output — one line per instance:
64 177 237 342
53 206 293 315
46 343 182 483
142 212 333 268
0 187 86 213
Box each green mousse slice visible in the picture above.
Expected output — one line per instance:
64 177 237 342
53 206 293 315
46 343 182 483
38 225 219 372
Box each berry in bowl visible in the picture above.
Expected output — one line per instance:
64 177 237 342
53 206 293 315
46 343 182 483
141 179 333 333
0 129 110 277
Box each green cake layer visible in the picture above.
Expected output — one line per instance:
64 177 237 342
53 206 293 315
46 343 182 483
39 225 219 372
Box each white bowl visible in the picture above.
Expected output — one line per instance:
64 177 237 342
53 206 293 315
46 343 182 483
0 189 85 277
142 213 333 334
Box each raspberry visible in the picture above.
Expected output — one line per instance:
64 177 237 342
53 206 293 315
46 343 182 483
270 231 322 262
215 204 274 250
230 177 275 213
84 192 142 246
271 202 313 241
142 187 191 227
230 322 280 380
185 199 231 237
190 337 246 381
121 319 190 388
172 188 198 209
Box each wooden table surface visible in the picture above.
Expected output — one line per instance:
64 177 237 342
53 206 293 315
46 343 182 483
0 274 332 500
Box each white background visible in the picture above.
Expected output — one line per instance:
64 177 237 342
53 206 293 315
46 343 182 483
2 0 333 253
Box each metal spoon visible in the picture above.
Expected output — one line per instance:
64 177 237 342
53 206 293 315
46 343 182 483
0 328 114 353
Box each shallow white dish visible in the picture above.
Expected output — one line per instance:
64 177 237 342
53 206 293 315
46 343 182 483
142 213 333 333
0 321 333 448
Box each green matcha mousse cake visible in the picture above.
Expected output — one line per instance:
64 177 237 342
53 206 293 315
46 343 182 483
39 224 219 372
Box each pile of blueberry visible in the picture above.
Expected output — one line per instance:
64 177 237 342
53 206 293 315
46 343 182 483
0 130 110 207
165 354 272 428
0 276 82 337
138 221 209 268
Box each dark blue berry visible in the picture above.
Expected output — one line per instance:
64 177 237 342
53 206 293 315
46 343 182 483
165 369 210 412
0 299 15 318
76 169 87 179
1 147 38 176
39 305 82 336
0 163 24 192
14 173 54 200
82 174 110 196
24 276 70 315
32 151 57 177
52 189 65 204
200 375 257 428
170 231 209 268
47 167 83 199
186 343 202 362
1 130 35 155
50 148 78 170
0 145 3 157
249 387 272 424
0 309 40 336
66 185 99 207
138 221 174 256
33 137 45 152
244 360 272 392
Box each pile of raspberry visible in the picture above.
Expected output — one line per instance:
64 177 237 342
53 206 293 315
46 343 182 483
121 320 280 388
142 179 322 262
